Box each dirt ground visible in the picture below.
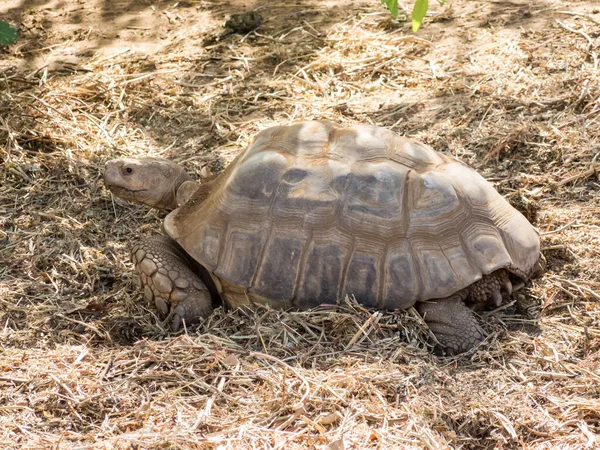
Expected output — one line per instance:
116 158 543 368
1 0 599 448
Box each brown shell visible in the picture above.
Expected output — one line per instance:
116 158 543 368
164 121 540 310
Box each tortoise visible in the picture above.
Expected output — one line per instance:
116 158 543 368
104 121 542 354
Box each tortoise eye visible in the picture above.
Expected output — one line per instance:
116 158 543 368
125 167 133 174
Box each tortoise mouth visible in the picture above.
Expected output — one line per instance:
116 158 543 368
108 186 148 196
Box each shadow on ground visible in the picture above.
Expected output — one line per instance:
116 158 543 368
2 1 600 448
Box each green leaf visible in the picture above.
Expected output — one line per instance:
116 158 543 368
380 0 399 18
412 0 429 32
0 21 18 45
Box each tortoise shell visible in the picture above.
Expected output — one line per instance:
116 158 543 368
164 121 540 310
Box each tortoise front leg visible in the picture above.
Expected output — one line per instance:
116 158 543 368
131 235 213 331
417 293 486 355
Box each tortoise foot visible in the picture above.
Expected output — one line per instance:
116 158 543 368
417 295 486 355
468 269 514 308
131 235 213 330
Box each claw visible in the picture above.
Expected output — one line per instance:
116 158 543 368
171 305 185 331
492 290 503 307
503 279 513 296
512 281 525 292
155 297 169 315
171 314 182 332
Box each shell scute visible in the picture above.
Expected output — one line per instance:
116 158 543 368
295 235 350 309
416 248 460 299
408 171 461 222
382 241 419 309
343 251 380 308
214 227 266 289
341 162 408 236
251 233 304 301
271 160 342 226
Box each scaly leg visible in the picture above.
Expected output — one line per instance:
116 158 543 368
468 269 514 308
417 293 486 355
131 235 213 331
417 270 516 354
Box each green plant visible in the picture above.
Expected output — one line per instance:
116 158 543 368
380 0 446 32
380 0 400 18
0 21 18 45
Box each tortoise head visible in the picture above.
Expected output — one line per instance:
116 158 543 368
104 157 191 211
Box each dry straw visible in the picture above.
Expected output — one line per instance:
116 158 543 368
1 0 599 448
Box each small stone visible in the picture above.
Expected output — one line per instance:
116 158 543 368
223 354 239 367
224 11 262 34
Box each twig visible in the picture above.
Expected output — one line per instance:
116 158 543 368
541 221 576 235
557 165 597 186
344 311 382 350
250 351 311 410
555 11 600 26
555 19 598 70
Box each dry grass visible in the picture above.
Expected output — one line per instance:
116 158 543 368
1 0 599 448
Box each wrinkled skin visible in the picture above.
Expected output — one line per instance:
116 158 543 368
104 158 192 211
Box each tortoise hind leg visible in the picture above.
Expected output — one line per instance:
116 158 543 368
417 293 486 355
131 235 213 331
416 270 517 354
467 269 514 309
